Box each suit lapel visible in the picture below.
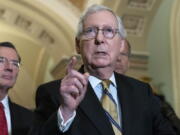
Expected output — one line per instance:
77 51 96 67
115 73 135 135
79 83 115 135
8 98 16 134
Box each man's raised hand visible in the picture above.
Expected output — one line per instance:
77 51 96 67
59 56 89 121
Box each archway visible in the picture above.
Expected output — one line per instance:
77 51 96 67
171 0 180 116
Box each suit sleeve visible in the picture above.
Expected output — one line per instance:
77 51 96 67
146 84 176 135
28 82 63 135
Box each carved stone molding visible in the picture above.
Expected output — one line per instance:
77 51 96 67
68 0 86 11
122 14 145 36
128 0 155 10
129 52 149 70
0 5 55 45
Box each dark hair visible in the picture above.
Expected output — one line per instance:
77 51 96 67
0 42 21 63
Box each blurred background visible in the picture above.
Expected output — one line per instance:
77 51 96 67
0 0 179 117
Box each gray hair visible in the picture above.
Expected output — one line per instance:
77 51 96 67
76 4 127 39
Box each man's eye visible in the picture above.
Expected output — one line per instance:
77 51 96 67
11 61 19 67
104 28 113 33
84 28 94 33
0 59 4 63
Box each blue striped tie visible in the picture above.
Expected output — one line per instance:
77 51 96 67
101 80 122 135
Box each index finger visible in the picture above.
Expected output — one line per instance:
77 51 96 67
67 56 78 74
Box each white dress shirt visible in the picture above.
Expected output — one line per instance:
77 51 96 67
1 95 12 135
88 74 122 126
57 73 122 132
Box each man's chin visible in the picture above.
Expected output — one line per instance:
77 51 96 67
91 63 110 69
0 82 14 89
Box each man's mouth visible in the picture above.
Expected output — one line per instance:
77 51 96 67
95 51 107 55
2 75 13 80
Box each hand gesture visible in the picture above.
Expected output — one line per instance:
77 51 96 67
59 56 89 121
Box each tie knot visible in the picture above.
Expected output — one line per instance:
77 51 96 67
102 80 111 90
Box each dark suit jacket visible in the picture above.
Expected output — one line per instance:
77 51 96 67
9 98 33 135
29 72 176 135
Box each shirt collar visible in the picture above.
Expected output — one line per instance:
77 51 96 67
1 95 9 110
89 73 117 88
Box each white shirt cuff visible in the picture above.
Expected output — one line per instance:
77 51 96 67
57 107 76 132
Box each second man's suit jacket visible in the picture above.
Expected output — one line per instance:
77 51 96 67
30 72 175 135
8 98 33 135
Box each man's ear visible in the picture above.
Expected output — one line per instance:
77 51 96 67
75 37 81 54
120 39 126 47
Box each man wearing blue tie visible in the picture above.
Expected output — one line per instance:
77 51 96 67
29 4 176 135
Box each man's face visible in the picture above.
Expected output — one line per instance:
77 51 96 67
76 10 122 70
0 47 19 89
115 41 129 74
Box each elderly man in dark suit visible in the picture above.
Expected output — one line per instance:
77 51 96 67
0 42 33 135
29 4 176 135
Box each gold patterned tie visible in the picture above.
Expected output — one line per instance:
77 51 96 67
101 80 122 135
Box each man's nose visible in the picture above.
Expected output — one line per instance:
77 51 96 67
4 61 13 70
95 30 104 45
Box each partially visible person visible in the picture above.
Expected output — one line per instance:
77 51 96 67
115 40 180 135
140 76 180 135
157 93 180 135
0 42 33 135
115 39 131 74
